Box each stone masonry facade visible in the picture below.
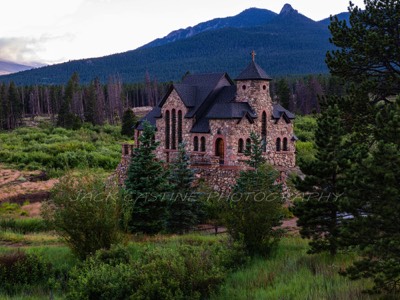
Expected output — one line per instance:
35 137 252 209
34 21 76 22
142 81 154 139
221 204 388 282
124 55 297 192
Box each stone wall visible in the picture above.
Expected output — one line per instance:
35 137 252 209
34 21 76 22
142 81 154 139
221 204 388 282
135 78 296 172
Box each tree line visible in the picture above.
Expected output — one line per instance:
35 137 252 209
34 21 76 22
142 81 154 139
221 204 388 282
0 69 346 131
0 72 170 130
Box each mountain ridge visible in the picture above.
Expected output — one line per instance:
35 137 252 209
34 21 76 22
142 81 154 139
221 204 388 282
0 60 35 76
0 4 349 85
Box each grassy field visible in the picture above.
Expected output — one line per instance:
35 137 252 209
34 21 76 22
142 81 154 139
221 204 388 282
212 237 376 300
0 209 376 300
0 123 125 175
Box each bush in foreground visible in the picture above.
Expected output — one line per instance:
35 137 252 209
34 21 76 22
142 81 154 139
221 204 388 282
67 237 247 300
0 251 52 294
42 172 126 260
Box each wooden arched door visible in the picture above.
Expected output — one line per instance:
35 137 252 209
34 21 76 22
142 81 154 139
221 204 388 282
215 138 224 165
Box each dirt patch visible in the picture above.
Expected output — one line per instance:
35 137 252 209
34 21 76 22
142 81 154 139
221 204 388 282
21 202 42 218
0 166 57 203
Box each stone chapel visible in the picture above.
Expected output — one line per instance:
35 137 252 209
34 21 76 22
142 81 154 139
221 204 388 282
133 52 297 172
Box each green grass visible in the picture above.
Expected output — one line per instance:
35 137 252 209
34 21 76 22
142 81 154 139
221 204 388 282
0 231 379 300
212 237 376 300
0 123 124 173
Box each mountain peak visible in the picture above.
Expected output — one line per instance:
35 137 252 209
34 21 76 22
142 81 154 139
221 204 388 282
280 4 298 16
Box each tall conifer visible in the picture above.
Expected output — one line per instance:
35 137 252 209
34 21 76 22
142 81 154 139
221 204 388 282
124 121 170 234
293 96 347 255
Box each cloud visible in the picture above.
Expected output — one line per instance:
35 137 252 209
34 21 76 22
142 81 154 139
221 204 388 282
0 37 43 66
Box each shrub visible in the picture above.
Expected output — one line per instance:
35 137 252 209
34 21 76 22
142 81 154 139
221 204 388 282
0 251 52 294
67 238 247 300
42 172 127 259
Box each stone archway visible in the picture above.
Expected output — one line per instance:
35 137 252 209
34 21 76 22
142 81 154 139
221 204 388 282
215 138 224 165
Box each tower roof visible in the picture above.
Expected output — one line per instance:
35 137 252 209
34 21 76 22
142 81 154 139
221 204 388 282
235 51 272 81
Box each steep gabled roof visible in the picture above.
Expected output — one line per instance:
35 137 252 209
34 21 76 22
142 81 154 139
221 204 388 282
174 84 197 107
136 107 161 130
272 103 295 121
235 60 272 81
207 102 256 119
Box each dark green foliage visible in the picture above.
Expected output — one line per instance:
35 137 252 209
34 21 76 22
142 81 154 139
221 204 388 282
124 121 170 234
42 172 125 260
326 0 400 99
166 143 199 233
67 238 247 300
198 181 226 234
121 108 137 137
0 218 47 234
226 164 284 257
243 131 266 169
293 96 347 256
57 72 82 129
275 78 291 108
340 98 400 294
0 251 52 294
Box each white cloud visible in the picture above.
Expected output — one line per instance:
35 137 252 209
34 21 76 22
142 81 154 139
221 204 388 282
0 0 366 65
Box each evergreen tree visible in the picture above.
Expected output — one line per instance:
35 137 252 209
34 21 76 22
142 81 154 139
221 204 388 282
276 78 291 109
244 131 266 169
340 98 400 294
121 109 137 137
326 0 400 100
124 121 170 234
166 142 198 233
293 96 347 255
8 82 22 129
226 164 284 257
57 72 82 129
84 80 97 125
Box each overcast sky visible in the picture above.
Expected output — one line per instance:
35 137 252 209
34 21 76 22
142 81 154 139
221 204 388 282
0 0 365 66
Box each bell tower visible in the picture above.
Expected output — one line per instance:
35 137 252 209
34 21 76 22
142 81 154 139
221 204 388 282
235 51 273 116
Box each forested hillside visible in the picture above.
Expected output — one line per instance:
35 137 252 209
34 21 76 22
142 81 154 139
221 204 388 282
0 5 342 86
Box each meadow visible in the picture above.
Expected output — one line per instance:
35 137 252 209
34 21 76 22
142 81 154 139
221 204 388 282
0 123 125 176
0 120 377 299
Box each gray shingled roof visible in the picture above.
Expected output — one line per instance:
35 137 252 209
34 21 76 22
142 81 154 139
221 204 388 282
207 102 256 119
136 64 296 133
235 61 272 81
174 84 196 107
136 107 161 130
272 103 295 120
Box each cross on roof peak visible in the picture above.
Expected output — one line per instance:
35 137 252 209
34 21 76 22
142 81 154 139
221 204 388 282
251 50 256 62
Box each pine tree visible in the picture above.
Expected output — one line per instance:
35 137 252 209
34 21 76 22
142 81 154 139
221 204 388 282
293 96 347 255
244 131 266 169
8 82 22 129
166 142 198 233
57 72 82 129
276 78 291 109
340 98 400 294
121 109 137 137
124 121 170 234
326 0 400 100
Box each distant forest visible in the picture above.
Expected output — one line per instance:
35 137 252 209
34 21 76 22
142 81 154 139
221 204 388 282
0 72 345 130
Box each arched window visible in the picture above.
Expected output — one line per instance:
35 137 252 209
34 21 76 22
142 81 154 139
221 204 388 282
261 111 267 152
238 138 244 153
193 136 199 151
171 109 176 149
276 138 281 152
246 138 251 152
200 137 206 152
177 110 182 144
165 110 170 149
283 137 288 151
